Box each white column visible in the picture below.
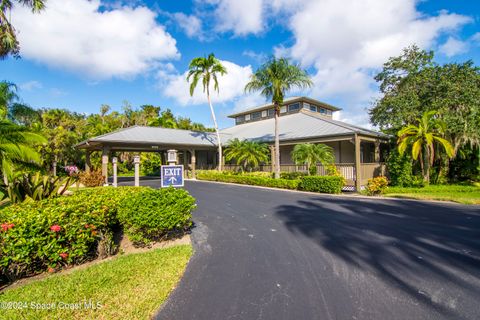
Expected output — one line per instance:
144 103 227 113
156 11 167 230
112 157 118 187
101 147 109 185
134 155 140 187
190 149 196 179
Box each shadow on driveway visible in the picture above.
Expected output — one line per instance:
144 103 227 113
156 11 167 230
275 198 480 319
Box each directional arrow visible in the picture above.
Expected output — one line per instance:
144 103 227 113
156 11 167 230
168 177 177 183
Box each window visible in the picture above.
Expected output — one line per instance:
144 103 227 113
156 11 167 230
235 115 245 124
252 111 261 120
261 110 267 118
280 106 287 113
268 108 275 117
288 103 300 112
309 104 317 112
319 108 326 114
245 114 251 121
326 110 332 115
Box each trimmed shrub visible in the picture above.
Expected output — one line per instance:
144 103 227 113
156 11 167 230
118 188 196 246
298 176 344 194
79 170 105 187
386 150 414 186
0 187 145 283
197 171 300 190
366 176 389 195
280 171 307 180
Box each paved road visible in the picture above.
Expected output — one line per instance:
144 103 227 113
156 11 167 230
124 179 480 320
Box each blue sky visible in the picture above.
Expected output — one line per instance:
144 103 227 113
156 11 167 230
3 0 480 129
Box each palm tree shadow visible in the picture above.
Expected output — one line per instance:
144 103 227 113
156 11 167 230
274 198 480 319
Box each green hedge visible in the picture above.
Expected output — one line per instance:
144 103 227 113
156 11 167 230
118 188 196 246
196 171 300 190
298 176 344 194
0 186 196 283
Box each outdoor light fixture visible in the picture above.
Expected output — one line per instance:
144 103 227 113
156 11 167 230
167 149 177 164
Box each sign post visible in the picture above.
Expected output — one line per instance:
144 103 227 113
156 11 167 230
112 157 118 187
161 165 184 188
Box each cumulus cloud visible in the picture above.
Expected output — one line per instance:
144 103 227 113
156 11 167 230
162 60 253 105
12 0 179 79
172 12 205 40
19 81 43 91
439 37 469 57
201 0 471 126
206 0 265 36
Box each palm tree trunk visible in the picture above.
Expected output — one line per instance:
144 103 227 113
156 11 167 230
274 103 280 179
207 93 222 171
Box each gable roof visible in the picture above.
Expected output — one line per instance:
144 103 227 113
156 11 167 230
76 125 217 149
220 109 387 143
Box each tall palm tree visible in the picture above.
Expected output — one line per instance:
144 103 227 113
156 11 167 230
187 53 227 171
0 120 46 184
0 81 18 119
245 57 313 178
1 0 46 58
397 110 454 183
291 143 335 175
224 138 270 171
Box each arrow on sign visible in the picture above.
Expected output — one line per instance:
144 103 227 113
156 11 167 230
168 177 177 183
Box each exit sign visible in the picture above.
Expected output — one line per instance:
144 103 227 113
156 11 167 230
161 165 184 188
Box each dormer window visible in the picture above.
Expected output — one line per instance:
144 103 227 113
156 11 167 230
288 103 300 112
252 111 261 120
235 115 245 124
268 108 275 117
309 104 317 112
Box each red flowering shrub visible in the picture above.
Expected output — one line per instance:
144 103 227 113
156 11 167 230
50 225 61 232
0 186 147 283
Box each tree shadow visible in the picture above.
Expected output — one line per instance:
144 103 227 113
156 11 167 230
275 198 480 319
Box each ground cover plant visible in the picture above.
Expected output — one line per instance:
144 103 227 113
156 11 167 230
383 184 480 205
0 245 192 320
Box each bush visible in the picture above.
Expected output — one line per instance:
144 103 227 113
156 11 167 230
298 176 344 194
280 171 307 180
0 173 76 203
79 170 105 187
197 170 300 190
366 176 389 196
386 150 414 186
118 188 196 246
0 187 145 283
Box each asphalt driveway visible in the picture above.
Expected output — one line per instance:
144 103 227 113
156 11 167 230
122 179 480 320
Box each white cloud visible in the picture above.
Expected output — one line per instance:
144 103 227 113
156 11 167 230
19 81 43 91
207 0 265 36
162 60 253 105
173 12 205 40
12 0 179 79
439 37 469 57
473 32 480 43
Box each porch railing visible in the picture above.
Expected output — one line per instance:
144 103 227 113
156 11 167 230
202 162 385 186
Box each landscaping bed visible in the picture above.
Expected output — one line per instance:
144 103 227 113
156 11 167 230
0 186 196 285
382 184 480 205
196 170 344 194
0 245 192 320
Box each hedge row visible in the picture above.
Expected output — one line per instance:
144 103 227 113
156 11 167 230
196 171 300 190
196 171 344 194
0 186 195 283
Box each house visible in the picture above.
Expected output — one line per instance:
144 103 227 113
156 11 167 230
76 97 389 190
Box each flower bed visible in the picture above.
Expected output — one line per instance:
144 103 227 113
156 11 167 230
0 186 195 284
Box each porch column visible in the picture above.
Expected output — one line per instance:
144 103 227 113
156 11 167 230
354 134 361 192
374 140 381 162
101 147 109 185
190 149 196 179
134 155 140 187
183 150 188 178
270 145 275 173
85 150 91 173
112 157 118 187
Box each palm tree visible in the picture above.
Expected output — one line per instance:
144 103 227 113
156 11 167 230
397 110 454 183
0 120 46 184
291 143 335 175
0 81 18 119
224 138 270 171
1 0 46 58
187 53 227 171
245 57 313 178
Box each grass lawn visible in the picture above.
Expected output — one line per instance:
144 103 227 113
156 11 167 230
383 184 480 205
0 245 192 320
